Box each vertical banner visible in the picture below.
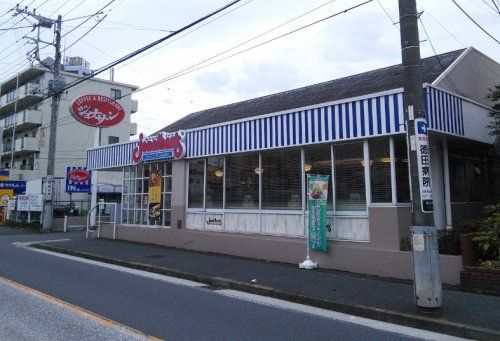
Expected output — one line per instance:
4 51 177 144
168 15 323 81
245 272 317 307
415 118 433 213
148 170 162 221
307 174 329 252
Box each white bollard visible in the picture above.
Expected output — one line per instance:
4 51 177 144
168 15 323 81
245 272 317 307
64 215 67 233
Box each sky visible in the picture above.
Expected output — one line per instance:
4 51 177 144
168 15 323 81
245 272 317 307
0 0 498 138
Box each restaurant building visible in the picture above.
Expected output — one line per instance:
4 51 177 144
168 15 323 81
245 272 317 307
86 48 499 284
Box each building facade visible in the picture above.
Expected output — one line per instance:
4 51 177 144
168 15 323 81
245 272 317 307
0 57 138 202
86 48 499 285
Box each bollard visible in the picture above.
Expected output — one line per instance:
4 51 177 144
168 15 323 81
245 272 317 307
64 215 67 232
411 226 442 314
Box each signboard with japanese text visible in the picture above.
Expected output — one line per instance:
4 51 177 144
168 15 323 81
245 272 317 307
0 180 26 195
415 118 434 213
307 174 329 252
28 194 43 212
70 94 125 128
17 195 30 211
66 167 92 193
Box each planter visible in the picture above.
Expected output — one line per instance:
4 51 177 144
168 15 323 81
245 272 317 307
460 232 480 267
461 266 500 295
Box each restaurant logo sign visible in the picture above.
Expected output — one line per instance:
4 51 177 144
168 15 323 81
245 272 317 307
66 167 92 193
132 131 186 163
70 94 125 127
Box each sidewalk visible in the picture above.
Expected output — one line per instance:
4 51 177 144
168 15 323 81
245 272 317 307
32 237 500 340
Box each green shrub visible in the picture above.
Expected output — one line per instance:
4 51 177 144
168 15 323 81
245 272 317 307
438 219 482 255
472 204 500 262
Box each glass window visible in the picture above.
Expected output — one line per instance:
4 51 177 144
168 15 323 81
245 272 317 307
335 143 366 211
449 154 466 202
370 138 392 203
304 145 333 209
465 157 485 202
110 88 121 100
262 149 302 210
225 153 259 209
394 136 410 203
206 157 224 209
108 136 119 144
188 160 204 208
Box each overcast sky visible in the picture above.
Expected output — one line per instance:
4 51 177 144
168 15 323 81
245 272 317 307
0 0 498 137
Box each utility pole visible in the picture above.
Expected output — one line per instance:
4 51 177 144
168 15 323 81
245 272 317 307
398 0 442 314
14 6 65 232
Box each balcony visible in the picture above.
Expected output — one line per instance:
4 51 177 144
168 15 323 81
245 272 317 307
0 82 44 117
2 137 39 156
0 109 42 132
130 122 138 136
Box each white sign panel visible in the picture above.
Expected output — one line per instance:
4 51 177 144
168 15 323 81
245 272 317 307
7 200 15 211
28 194 43 212
415 118 433 213
17 195 30 211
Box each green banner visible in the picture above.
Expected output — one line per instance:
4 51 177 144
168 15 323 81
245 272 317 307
307 174 329 252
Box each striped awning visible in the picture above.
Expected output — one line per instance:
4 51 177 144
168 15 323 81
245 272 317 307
87 86 467 170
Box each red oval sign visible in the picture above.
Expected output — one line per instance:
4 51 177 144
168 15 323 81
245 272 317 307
68 169 90 183
70 95 125 127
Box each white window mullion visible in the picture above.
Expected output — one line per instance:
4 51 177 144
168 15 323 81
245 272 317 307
331 144 336 213
390 136 397 205
364 140 371 210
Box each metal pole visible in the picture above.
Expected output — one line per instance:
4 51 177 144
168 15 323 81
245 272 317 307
398 0 441 313
42 15 62 233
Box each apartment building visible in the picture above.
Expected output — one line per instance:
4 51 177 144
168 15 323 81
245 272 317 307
0 57 138 202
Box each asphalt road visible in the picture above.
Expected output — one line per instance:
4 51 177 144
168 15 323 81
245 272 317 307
0 228 462 340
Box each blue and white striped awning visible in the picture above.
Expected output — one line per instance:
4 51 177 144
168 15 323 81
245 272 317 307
87 86 467 170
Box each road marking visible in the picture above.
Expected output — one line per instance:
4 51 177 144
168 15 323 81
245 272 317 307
17 242 205 288
216 290 469 341
0 275 161 340
12 238 71 245
15 242 470 340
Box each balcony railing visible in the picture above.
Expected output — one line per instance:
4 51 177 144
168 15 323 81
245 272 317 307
0 109 42 129
2 137 39 154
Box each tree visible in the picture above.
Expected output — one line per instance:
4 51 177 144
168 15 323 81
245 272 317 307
486 84 500 136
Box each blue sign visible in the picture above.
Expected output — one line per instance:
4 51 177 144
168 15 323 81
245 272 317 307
0 181 27 194
66 166 92 193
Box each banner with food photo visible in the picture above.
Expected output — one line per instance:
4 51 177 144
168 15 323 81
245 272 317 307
307 174 329 252
148 170 162 221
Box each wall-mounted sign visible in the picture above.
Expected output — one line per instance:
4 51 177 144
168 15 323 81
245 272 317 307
66 167 92 193
415 118 433 213
0 181 26 195
70 94 125 128
132 131 186 163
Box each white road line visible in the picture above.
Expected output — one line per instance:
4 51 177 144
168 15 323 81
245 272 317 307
16 242 470 340
16 243 205 288
216 290 470 341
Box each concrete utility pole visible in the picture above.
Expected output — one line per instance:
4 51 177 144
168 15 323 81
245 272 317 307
14 6 64 232
43 15 63 232
398 0 442 313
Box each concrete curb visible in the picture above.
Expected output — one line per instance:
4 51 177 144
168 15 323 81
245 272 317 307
31 243 499 341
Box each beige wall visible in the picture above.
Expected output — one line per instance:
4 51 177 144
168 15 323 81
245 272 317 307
98 225 462 284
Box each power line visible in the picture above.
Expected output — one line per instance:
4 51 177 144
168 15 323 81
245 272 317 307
416 2 466 47
64 14 108 51
3 0 245 131
138 0 374 95
451 0 500 44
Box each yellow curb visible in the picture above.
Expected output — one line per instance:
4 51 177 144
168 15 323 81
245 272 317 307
0 275 162 340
